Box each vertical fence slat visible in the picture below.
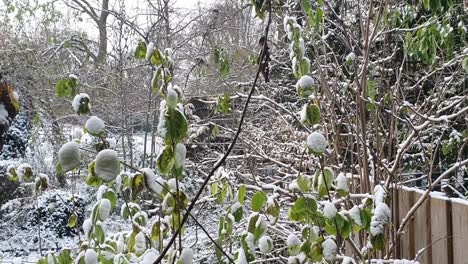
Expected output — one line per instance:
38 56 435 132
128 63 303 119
451 200 468 264
413 192 430 264
430 196 448 264
398 189 413 259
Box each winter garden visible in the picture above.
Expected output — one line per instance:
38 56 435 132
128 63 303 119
0 0 467 263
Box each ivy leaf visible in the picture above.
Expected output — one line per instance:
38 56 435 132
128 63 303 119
151 49 163 65
131 173 145 198
251 191 267 212
302 104 321 126
310 242 323 262
371 233 386 251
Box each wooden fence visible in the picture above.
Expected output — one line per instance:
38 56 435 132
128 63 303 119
393 187 468 264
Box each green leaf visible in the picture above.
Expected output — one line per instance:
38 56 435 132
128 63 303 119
55 78 77 99
371 233 386 251
216 182 228 204
214 237 224 262
67 213 77 228
157 146 175 175
310 242 323 262
134 41 147 59
266 198 280 224
151 49 163 65
86 161 103 187
57 249 73 264
231 203 243 222
237 184 246 204
288 197 318 223
302 104 321 126
250 0 265 20
251 191 267 212
216 95 231 114
131 173 145 198
247 213 259 234
103 190 117 209
297 174 311 192
212 124 220 137
164 109 188 145
360 208 372 229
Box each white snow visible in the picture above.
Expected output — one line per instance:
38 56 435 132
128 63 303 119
349 205 362 226
336 173 349 192
96 185 108 201
370 202 391 236
296 75 314 92
142 168 165 194
166 88 178 109
69 74 78 80
146 42 155 61
322 238 337 261
342 256 357 264
140 248 159 264
83 218 93 238
236 248 248 264
16 163 32 182
287 233 301 256
98 198 112 221
84 249 98 264
72 93 90 113
306 132 327 153
299 104 308 123
134 231 147 256
346 52 356 62
0 103 9 126
178 248 193 264
244 232 255 256
85 116 105 136
258 236 273 253
95 149 120 182
174 143 186 169
323 201 337 219
157 100 167 137
72 128 83 139
288 252 306 264
374 185 386 205
58 142 81 172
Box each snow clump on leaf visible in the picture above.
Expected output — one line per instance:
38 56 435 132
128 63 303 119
166 87 178 109
98 198 111 221
322 237 337 261
72 93 90 114
287 233 301 256
177 248 193 264
174 143 186 169
323 201 337 219
142 168 166 194
58 142 81 172
95 149 120 182
306 131 327 154
85 116 105 136
296 75 314 95
85 249 98 264
258 236 273 253
145 42 154 61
